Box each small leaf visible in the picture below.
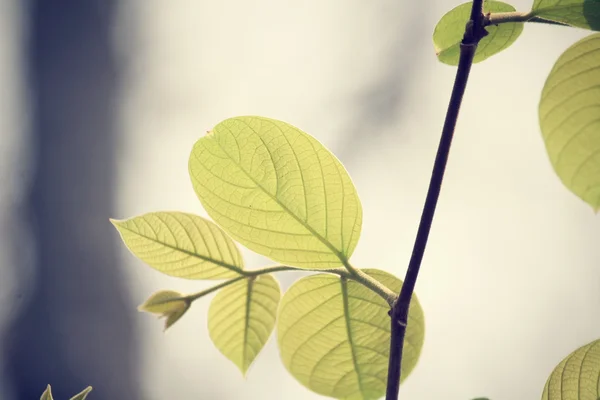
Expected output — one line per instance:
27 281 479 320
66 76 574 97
541 338 600 399
111 211 244 279
70 386 93 400
539 33 600 210
531 0 600 30
433 1 524 65
40 385 53 400
189 116 363 269
277 269 425 399
208 274 281 375
138 290 190 330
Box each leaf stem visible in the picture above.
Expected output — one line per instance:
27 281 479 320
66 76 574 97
186 276 247 302
185 264 397 306
486 11 571 27
384 1 486 398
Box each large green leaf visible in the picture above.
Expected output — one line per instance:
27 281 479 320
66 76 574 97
189 116 362 269
277 269 425 400
539 33 600 211
208 274 281 375
111 211 244 279
433 1 524 66
531 0 600 30
541 339 600 399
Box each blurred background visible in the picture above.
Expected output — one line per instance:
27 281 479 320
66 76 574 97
0 0 598 399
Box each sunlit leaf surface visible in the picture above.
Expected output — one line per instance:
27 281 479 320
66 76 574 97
209 274 281 375
189 116 362 269
277 269 425 399
111 212 244 279
539 33 600 210
542 339 600 399
433 1 523 65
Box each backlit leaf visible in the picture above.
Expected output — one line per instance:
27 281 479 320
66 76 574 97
70 387 93 400
539 33 600 210
40 385 93 400
40 385 53 400
111 211 244 279
433 1 524 66
541 338 600 399
208 274 281 375
138 290 190 330
531 0 600 30
277 269 425 399
189 116 362 269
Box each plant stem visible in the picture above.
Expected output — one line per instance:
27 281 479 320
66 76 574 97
486 11 571 27
186 276 247 301
384 1 487 398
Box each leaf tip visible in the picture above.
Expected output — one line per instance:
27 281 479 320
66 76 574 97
41 385 53 400
237 364 250 379
70 386 93 400
109 218 124 228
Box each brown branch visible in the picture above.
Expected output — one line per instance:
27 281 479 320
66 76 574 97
384 1 488 398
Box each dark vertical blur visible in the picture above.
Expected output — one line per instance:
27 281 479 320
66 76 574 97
5 1 140 399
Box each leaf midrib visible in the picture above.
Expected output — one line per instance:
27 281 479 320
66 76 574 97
115 222 244 274
341 278 365 397
208 123 350 267
243 277 254 374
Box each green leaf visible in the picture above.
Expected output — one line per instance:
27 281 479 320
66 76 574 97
40 385 53 400
433 1 524 65
188 116 362 269
208 274 281 375
531 0 600 30
138 290 190 330
541 338 600 399
111 211 244 279
277 269 425 399
539 33 600 211
70 386 93 400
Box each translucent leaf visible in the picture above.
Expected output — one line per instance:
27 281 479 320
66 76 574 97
208 274 281 375
138 290 190 330
70 387 93 400
111 211 244 279
40 385 53 400
189 116 362 269
433 1 524 66
541 339 600 399
277 269 425 399
539 33 600 211
531 0 600 30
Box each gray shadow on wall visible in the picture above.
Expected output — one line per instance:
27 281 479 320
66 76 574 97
335 2 428 160
4 1 140 399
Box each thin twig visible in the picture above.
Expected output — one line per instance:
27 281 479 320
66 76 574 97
384 1 487 398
